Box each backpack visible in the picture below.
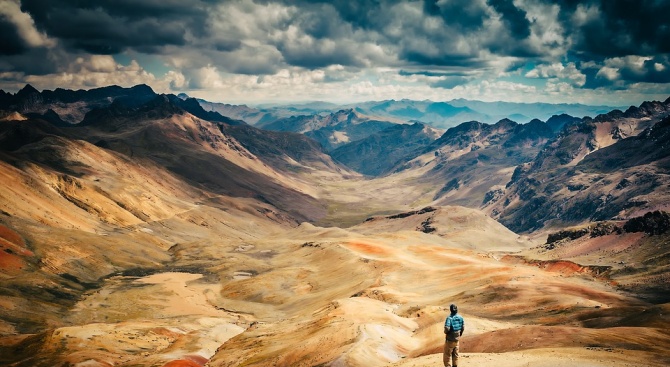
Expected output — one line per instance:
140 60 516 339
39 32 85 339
446 315 463 341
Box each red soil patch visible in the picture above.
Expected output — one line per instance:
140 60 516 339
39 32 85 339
0 224 33 258
346 240 390 256
0 224 25 247
184 355 208 365
161 356 207 367
502 256 609 277
540 260 583 273
0 225 31 274
409 245 473 265
161 360 202 367
0 250 25 273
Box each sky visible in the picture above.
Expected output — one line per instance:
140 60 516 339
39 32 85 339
1 0 669 106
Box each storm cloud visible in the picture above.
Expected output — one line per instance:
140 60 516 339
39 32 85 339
0 0 668 104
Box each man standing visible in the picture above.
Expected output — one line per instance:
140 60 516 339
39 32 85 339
444 303 464 367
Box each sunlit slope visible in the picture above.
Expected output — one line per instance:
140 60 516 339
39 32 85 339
207 210 669 367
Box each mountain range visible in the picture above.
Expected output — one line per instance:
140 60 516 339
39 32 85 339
1 84 669 367
200 95 618 129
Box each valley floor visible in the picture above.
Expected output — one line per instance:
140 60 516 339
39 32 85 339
3 204 669 367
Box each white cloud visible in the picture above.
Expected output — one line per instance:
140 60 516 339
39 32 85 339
525 62 586 87
596 66 620 81
187 65 225 89
604 56 651 69
23 56 157 90
546 80 574 94
519 0 568 58
76 55 117 73
165 70 186 90
571 3 601 27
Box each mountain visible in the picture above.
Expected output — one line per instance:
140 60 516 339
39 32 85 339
198 99 277 125
413 118 555 208
330 122 442 176
348 99 487 128
194 98 616 130
0 84 158 123
448 99 617 123
327 116 556 210
330 117 554 207
341 99 617 128
488 99 670 232
0 85 351 348
197 100 341 126
258 109 398 151
219 122 344 174
73 95 329 222
546 113 582 132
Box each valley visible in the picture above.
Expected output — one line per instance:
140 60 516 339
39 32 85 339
0 85 669 367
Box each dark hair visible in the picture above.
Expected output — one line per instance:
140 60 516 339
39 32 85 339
450 304 458 313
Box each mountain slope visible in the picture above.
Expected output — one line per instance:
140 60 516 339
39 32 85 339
219 122 346 174
0 93 335 339
258 109 397 151
330 122 442 176
382 118 556 208
0 115 279 335
197 99 272 125
74 95 329 222
351 99 486 128
489 100 670 232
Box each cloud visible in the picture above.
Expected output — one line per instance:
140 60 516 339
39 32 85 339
0 0 53 55
545 80 574 94
0 0 668 106
596 66 620 81
6 55 158 91
186 65 225 90
581 55 670 89
555 0 670 58
0 15 26 55
397 70 471 89
424 0 489 32
487 0 531 39
20 0 207 54
165 70 186 90
525 62 586 86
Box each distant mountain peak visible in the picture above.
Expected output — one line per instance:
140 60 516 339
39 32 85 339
333 108 363 120
129 84 155 94
494 118 518 127
17 84 39 96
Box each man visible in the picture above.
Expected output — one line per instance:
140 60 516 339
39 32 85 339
443 303 464 367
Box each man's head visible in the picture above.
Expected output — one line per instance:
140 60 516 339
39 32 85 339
450 304 458 314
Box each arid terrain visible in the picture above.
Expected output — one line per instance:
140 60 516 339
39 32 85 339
1 85 669 367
